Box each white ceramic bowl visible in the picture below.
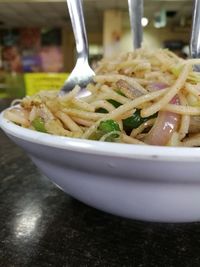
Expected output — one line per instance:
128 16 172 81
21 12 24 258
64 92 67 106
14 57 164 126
1 110 200 223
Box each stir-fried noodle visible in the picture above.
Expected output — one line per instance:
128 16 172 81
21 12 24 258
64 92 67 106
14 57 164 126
5 48 200 146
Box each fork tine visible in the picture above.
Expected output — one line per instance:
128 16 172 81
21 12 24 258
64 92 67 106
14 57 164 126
60 0 94 95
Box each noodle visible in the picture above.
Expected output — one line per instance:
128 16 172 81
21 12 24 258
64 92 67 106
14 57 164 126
130 118 156 138
141 64 190 117
178 93 190 140
56 111 83 133
5 48 200 147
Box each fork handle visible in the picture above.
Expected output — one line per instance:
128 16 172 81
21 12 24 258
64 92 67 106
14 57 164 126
190 0 200 58
128 0 143 49
66 0 89 60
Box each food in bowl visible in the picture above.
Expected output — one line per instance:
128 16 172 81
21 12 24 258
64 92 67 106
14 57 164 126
4 48 200 146
3 48 200 223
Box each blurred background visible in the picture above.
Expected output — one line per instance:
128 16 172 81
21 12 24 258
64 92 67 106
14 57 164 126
0 0 193 99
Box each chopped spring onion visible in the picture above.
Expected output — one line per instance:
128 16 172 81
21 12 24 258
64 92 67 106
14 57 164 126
97 119 121 141
32 117 47 133
123 109 157 134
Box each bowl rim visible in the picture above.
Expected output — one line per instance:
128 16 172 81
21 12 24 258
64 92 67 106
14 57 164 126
1 108 200 162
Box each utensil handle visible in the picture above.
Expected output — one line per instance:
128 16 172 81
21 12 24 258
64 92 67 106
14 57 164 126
66 0 88 59
190 0 200 58
128 0 143 49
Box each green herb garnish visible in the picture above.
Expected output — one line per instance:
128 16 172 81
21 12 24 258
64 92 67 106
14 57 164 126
32 117 47 133
123 109 157 134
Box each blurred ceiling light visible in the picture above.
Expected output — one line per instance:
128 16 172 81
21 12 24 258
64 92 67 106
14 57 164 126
141 17 148 27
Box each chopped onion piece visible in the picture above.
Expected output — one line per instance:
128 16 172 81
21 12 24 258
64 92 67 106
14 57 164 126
145 111 180 146
147 82 168 92
116 79 144 98
145 91 181 146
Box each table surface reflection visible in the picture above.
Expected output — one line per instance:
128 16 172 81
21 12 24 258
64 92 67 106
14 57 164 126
1 129 200 267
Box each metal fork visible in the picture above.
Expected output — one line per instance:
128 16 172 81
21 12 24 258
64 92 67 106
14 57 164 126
60 0 94 96
128 0 143 49
190 0 200 71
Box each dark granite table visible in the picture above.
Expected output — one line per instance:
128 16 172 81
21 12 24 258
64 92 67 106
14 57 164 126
1 115 200 266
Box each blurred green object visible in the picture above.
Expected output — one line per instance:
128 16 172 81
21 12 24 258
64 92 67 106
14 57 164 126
0 72 68 99
5 73 25 98
0 92 8 98
0 70 8 99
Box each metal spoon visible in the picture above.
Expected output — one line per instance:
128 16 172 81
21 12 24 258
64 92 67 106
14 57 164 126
128 0 143 49
60 0 94 96
190 0 200 70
